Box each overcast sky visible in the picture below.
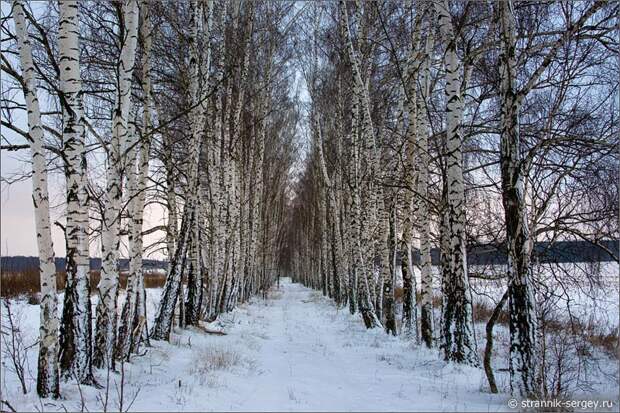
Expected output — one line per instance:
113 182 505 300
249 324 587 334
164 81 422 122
1 148 169 259
0 75 168 260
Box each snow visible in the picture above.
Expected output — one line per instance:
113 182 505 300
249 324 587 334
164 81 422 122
2 277 617 411
405 262 620 333
468 262 620 332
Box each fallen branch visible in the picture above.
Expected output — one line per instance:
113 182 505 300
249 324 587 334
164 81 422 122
196 323 227 336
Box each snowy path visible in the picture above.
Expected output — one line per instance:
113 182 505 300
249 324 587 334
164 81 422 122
3 278 509 412
133 278 507 412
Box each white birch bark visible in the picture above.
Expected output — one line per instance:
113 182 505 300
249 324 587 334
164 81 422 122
153 0 214 336
418 26 435 349
310 9 345 304
223 5 252 312
212 0 229 316
400 54 419 342
378 186 396 335
151 207 192 340
399 7 425 341
433 0 478 366
116 0 153 360
185 0 212 325
315 114 346 306
166 137 178 270
57 0 94 384
339 0 381 329
250 50 271 300
216 1 241 314
335 79 349 306
13 1 60 397
94 0 139 369
499 2 538 395
497 0 604 395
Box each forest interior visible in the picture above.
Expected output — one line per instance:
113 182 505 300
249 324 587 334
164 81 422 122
0 0 619 412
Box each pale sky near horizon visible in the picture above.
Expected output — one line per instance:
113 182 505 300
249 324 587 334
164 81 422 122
1 153 67 257
1 147 169 260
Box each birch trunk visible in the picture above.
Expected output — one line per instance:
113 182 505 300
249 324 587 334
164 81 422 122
498 0 538 396
340 0 380 329
382 197 396 336
151 208 192 340
116 0 153 360
57 0 94 384
495 0 604 393
185 0 213 326
13 1 60 397
400 18 421 341
320 190 328 296
94 0 139 369
153 0 212 336
434 0 478 366
166 137 178 270
418 27 435 349
212 0 228 318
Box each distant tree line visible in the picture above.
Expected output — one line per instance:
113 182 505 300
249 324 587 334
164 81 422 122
1 256 168 273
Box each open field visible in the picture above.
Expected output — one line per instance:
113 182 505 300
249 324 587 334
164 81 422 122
0 269 167 299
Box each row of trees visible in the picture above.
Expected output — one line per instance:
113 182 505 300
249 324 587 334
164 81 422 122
2 0 298 398
286 0 617 398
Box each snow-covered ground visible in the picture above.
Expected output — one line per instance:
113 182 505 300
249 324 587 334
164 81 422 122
403 262 620 333
1 278 618 412
469 262 620 331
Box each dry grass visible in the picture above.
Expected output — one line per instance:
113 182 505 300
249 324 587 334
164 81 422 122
589 332 620 358
1 269 166 299
393 287 619 359
473 301 510 325
388 287 616 357
395 288 441 308
473 300 619 359
193 345 241 373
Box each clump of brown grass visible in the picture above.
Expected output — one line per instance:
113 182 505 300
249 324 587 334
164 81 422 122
1 269 166 299
143 272 167 289
193 345 241 373
589 331 619 358
473 301 510 325
395 289 441 308
473 300 619 359
0 269 64 298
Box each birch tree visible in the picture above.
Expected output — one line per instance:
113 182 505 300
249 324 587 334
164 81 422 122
57 0 95 384
399 5 424 341
433 0 478 366
151 0 213 339
339 0 381 329
185 0 213 326
497 0 606 396
116 0 154 360
417 20 435 349
12 0 59 398
93 0 140 369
